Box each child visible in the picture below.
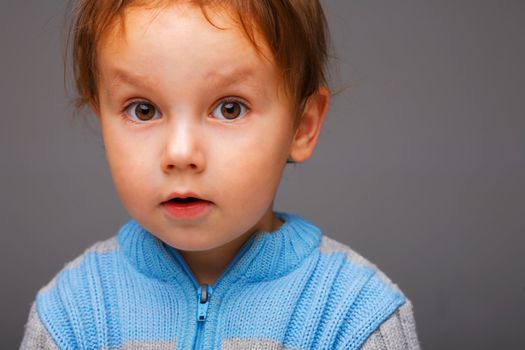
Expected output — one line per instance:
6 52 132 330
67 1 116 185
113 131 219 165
21 1 420 349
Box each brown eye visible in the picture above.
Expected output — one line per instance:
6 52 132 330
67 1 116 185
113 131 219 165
212 99 248 121
221 102 241 119
127 101 159 122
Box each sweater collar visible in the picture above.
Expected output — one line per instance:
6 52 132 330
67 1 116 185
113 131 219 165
117 211 321 284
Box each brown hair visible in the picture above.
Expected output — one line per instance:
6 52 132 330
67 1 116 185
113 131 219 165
66 0 330 120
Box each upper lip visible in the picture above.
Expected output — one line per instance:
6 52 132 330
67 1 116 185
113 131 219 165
162 192 210 203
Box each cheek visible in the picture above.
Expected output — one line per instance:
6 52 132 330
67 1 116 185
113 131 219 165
210 119 291 202
101 123 158 202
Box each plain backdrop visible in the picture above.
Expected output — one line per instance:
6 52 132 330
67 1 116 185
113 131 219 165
1 1 524 349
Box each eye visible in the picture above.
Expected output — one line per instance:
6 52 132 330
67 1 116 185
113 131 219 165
125 101 161 122
211 99 248 121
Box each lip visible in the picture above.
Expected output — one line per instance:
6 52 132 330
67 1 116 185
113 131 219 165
161 192 213 220
162 192 209 203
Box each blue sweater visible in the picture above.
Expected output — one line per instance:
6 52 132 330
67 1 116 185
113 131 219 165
21 212 420 349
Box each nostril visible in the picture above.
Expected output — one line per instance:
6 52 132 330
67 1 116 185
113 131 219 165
162 159 202 171
164 163 198 171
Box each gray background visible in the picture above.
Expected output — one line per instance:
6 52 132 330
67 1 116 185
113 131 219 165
1 1 524 349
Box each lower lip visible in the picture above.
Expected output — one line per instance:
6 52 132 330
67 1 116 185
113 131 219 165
162 200 213 219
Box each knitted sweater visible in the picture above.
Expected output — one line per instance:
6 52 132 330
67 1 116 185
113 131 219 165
20 212 420 349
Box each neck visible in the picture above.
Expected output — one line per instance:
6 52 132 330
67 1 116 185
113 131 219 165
178 211 284 286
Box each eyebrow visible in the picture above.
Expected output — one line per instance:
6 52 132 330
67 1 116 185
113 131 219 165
203 66 258 87
107 65 260 90
204 66 268 99
107 68 154 89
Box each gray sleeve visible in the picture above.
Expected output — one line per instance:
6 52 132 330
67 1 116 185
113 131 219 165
360 300 421 350
20 303 59 350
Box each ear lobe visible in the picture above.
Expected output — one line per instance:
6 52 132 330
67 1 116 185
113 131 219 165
289 86 330 163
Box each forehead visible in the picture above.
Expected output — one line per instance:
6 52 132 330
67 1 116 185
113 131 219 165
97 4 279 90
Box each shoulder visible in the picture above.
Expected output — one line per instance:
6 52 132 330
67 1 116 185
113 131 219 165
30 236 121 349
318 235 403 294
38 236 120 295
314 234 420 349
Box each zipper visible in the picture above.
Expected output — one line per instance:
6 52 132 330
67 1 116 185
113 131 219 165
194 284 211 349
197 284 211 322
165 234 257 349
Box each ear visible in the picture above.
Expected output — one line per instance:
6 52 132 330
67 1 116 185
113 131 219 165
289 86 330 163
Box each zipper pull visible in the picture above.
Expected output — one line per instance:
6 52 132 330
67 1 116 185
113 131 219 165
197 284 210 322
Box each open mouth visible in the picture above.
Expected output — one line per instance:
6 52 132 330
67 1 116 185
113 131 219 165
162 195 213 219
169 197 201 204
164 196 212 206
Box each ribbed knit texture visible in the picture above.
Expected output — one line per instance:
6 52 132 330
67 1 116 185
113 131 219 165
21 212 420 349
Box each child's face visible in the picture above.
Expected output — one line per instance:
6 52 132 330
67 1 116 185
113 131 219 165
95 4 325 258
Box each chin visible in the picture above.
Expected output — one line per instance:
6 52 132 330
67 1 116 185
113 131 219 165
160 232 222 252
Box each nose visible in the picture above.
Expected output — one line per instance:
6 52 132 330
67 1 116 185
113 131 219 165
160 118 206 173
